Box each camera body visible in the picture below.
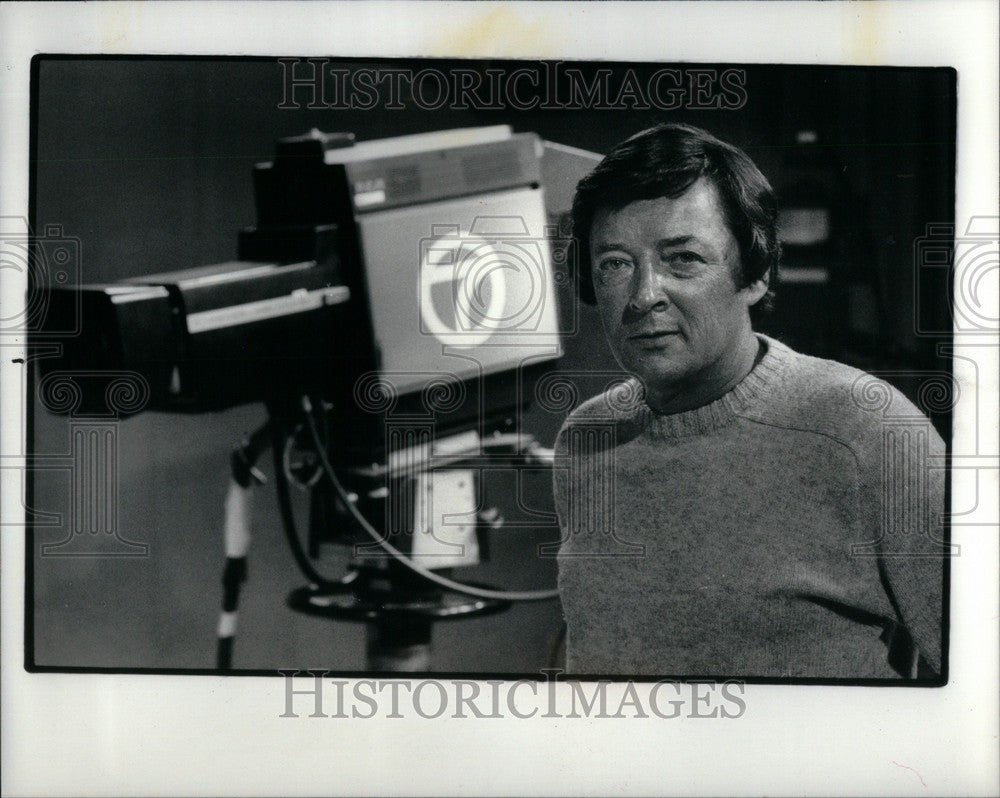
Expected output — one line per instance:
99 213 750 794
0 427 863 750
39 126 568 466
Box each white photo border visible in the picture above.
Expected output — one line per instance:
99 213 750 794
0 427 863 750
1 2 997 796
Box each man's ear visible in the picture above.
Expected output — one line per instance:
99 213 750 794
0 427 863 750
741 269 770 307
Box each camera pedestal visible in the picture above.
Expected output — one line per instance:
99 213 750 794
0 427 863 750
215 412 551 673
286 565 510 672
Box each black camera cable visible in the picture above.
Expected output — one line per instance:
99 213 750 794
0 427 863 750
298 395 561 603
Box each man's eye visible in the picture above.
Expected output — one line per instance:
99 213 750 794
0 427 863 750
664 251 704 273
595 257 632 285
666 251 702 264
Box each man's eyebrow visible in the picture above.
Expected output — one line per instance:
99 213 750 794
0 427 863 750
657 235 701 248
592 235 711 254
592 242 630 254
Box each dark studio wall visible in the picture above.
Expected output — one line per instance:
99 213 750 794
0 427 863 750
29 58 955 671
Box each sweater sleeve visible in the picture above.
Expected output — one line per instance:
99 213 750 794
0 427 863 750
552 422 571 547
874 414 948 677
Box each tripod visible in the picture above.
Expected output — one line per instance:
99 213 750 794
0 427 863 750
216 401 558 672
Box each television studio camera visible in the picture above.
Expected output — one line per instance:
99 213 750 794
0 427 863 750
38 125 600 671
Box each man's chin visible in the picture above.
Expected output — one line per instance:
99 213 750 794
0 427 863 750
627 361 692 394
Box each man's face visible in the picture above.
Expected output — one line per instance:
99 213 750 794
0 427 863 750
589 177 767 398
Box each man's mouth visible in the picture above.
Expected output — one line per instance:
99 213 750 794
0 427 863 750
628 330 680 341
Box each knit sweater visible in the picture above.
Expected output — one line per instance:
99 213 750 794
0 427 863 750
554 334 947 679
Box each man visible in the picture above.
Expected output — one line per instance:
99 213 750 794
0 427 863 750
554 123 947 678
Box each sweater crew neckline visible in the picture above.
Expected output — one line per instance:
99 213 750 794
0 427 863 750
636 334 792 438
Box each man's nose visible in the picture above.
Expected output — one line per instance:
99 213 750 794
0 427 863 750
627 261 668 314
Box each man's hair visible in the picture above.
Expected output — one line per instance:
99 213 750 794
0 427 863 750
570 123 780 316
